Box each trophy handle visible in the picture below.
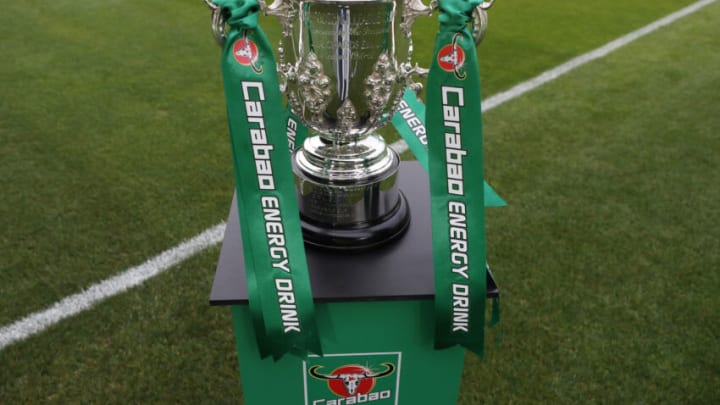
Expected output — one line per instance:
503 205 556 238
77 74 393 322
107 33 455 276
205 0 297 91
400 0 498 98
398 0 434 97
472 0 497 45
258 0 298 92
259 0 295 36
204 0 227 47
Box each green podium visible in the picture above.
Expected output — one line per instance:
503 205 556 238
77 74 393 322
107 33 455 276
211 162 498 404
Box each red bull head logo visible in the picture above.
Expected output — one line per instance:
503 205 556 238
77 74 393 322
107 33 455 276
309 363 395 397
437 33 467 80
232 36 263 73
304 352 401 404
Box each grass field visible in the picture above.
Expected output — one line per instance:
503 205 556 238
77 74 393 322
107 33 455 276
1 0 719 403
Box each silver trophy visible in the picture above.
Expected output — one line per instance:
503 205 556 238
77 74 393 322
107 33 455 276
207 0 494 250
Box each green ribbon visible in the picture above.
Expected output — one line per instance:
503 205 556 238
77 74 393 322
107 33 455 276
216 0 321 360
391 88 504 351
391 88 506 208
284 106 308 151
425 0 488 356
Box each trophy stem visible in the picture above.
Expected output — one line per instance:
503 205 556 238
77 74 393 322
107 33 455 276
292 134 410 250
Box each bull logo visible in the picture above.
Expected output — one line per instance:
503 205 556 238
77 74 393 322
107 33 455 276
232 36 263 74
309 362 395 397
437 33 467 80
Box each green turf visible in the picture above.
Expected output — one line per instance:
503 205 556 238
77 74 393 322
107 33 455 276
459 2 720 403
1 0 718 403
0 0 231 325
0 246 245 403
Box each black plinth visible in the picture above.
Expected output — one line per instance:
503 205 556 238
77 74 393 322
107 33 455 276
210 161 498 305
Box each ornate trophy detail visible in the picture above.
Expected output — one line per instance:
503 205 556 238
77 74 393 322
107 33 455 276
297 52 332 123
206 0 495 249
364 53 395 125
336 100 359 134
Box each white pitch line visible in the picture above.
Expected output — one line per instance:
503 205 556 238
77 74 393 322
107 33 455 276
0 0 715 351
391 0 717 154
0 223 226 350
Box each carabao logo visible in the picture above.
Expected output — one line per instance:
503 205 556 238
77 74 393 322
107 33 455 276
309 363 395 397
437 33 467 80
232 37 263 74
304 352 401 405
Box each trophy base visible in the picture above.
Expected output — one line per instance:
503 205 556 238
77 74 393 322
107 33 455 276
300 191 410 251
